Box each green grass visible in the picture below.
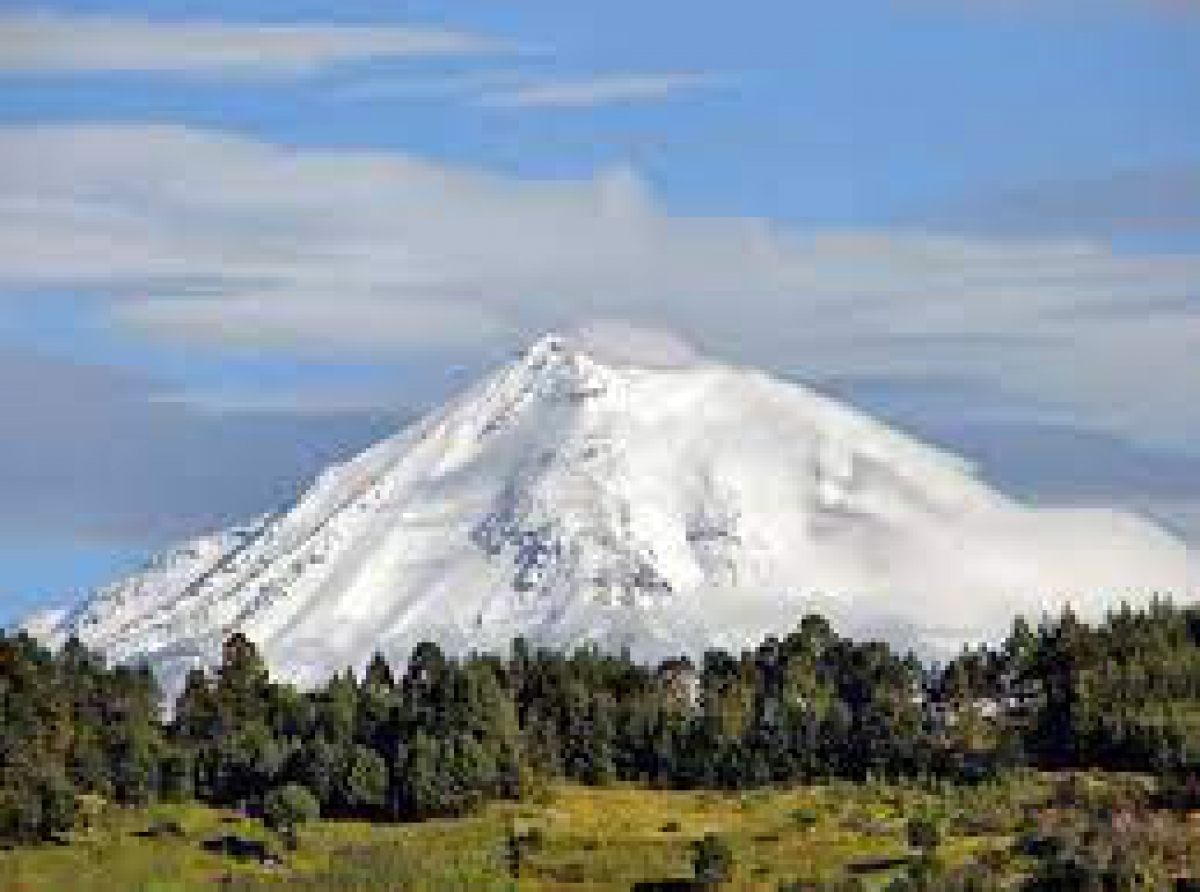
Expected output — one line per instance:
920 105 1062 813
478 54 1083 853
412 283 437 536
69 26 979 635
0 773 1148 891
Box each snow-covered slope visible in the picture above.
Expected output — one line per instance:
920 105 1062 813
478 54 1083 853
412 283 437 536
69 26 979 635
29 333 1196 688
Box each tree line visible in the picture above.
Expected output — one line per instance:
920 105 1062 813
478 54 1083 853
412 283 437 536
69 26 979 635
2 599 1198 843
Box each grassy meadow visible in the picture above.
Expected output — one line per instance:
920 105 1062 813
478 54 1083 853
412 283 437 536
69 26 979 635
0 775 1061 891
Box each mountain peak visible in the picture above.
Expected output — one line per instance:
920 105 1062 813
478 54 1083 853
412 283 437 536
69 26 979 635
522 331 571 360
515 332 596 378
29 330 1195 691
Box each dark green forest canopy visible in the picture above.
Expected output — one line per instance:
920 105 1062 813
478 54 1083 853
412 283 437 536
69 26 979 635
2 599 1199 845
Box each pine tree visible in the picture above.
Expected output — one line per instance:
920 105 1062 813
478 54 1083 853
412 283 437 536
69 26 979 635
174 669 218 742
288 736 340 809
215 634 268 726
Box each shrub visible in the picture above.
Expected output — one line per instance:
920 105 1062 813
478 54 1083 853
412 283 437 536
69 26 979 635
906 815 941 853
791 807 820 831
551 862 588 883
958 803 1018 836
522 826 545 850
692 833 735 885
142 818 186 839
262 783 320 839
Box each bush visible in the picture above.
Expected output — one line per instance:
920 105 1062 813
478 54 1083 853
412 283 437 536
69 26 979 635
502 823 545 878
791 807 820 831
142 818 186 839
551 862 588 883
262 783 320 838
958 804 1018 836
692 833 735 885
906 815 941 853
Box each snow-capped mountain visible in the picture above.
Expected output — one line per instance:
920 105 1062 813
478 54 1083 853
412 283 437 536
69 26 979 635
29 332 1195 689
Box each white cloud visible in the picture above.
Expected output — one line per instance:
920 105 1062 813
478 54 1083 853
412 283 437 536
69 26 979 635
477 73 722 109
568 321 703 369
2 122 1200 449
0 12 501 79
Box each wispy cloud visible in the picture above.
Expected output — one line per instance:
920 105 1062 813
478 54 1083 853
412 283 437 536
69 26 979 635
477 73 723 109
0 12 503 79
2 123 1200 449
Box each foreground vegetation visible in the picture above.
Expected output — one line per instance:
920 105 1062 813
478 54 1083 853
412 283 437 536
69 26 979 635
3 600 1199 887
4 773 1198 890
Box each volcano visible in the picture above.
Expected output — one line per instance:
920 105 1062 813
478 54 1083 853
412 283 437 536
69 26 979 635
28 332 1195 688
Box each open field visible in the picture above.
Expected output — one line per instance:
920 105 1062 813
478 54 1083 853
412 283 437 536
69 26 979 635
6 771 1200 890
0 776 1055 891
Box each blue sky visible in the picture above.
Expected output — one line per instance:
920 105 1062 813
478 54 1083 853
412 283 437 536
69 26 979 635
1 0 1199 625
